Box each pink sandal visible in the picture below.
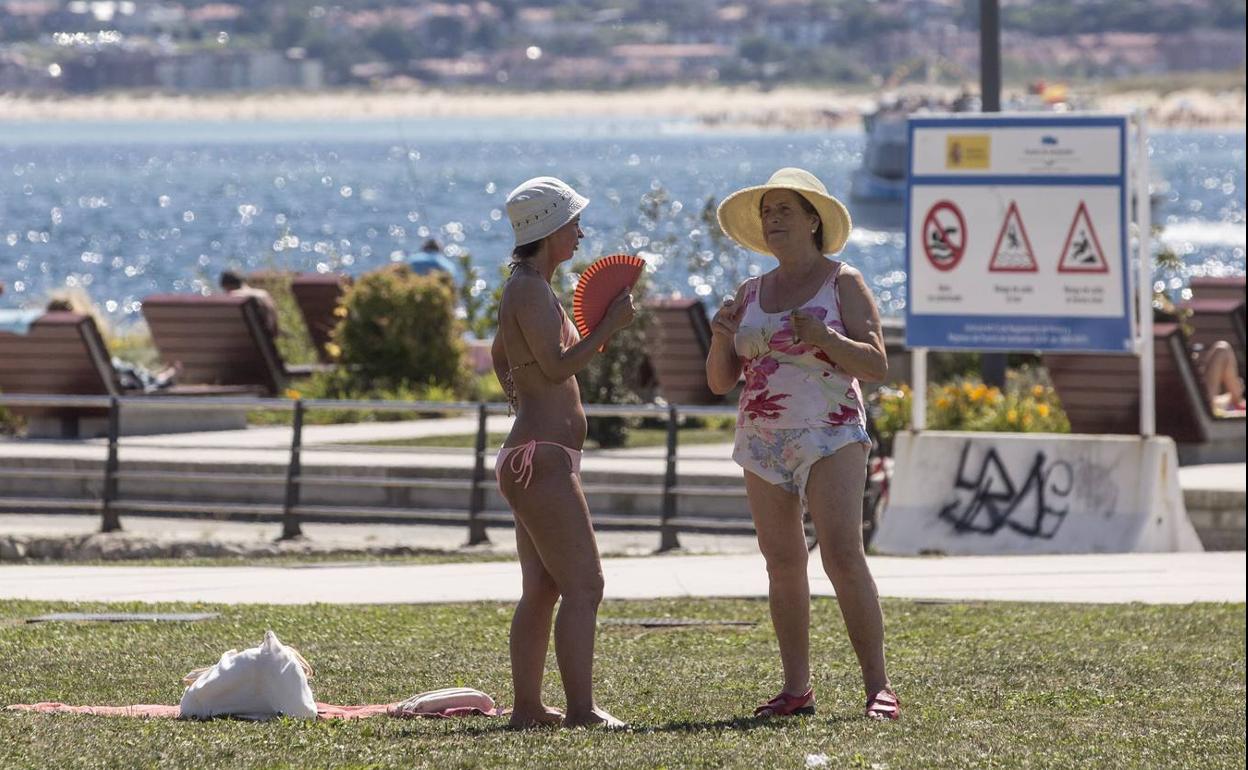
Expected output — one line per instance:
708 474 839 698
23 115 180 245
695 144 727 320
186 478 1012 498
754 688 815 717
865 686 901 721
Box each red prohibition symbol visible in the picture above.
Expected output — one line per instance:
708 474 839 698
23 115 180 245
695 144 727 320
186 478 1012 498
922 200 967 272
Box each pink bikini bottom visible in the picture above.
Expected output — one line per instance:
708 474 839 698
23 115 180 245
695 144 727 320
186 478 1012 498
495 440 583 489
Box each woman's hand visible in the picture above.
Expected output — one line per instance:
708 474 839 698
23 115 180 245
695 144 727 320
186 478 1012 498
790 310 833 348
601 289 636 332
711 297 745 341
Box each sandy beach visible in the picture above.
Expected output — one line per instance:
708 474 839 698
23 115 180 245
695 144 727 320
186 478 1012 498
1 84 1243 130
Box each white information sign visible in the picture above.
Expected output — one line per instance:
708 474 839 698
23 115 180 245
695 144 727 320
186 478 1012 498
905 115 1134 352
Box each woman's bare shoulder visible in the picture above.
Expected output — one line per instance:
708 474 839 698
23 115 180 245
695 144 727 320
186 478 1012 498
835 262 870 290
500 272 549 309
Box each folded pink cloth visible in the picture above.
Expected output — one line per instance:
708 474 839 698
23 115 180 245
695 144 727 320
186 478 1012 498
6 701 500 720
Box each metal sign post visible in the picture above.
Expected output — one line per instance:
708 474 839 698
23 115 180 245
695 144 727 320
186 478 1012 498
1136 115 1155 437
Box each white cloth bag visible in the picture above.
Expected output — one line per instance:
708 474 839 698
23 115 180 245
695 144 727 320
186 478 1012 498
179 631 317 720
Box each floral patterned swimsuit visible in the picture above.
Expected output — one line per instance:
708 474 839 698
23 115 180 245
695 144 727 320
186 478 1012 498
731 262 870 511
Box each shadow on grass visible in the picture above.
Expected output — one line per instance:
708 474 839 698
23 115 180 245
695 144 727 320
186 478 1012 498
646 713 858 733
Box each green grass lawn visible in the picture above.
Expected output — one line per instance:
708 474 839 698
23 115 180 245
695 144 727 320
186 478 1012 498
0 598 1242 769
356 427 735 450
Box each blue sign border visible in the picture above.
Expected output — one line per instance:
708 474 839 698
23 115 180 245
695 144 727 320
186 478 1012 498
904 114 1133 353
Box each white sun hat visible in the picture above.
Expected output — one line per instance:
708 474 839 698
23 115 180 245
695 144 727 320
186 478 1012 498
716 167 852 256
505 176 590 247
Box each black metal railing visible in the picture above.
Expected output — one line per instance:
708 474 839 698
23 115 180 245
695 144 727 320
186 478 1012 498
0 393 745 551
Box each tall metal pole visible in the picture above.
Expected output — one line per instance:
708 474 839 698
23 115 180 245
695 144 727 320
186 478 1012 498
979 0 1001 113
466 402 490 546
280 400 305 541
1137 116 1155 437
100 396 122 533
979 0 1006 387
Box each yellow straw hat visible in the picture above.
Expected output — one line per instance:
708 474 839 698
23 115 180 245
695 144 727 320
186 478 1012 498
716 167 852 255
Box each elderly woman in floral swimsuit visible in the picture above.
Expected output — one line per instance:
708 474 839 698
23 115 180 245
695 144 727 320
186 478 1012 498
490 176 634 729
706 168 900 721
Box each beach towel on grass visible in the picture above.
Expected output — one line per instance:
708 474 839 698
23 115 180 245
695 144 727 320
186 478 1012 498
6 698 501 718
6 628 500 722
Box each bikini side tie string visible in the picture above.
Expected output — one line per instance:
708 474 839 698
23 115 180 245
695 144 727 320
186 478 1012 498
507 439 538 489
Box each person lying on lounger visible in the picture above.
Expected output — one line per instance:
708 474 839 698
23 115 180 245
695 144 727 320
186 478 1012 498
1156 299 1245 414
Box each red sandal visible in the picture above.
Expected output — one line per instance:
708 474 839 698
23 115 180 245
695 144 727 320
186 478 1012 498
865 686 900 721
754 688 815 717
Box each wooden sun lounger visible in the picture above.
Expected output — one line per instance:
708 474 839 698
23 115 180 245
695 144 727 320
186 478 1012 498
1187 276 1246 304
1044 323 1245 464
289 273 351 364
142 294 301 396
0 312 260 438
643 298 723 405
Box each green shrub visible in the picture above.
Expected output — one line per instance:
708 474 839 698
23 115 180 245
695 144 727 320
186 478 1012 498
330 263 467 393
0 402 22 435
452 249 494 340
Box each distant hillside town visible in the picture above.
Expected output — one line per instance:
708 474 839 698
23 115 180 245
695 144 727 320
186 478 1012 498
0 0 1244 93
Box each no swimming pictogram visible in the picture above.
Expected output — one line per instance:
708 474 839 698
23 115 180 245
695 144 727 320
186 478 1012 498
988 201 1037 273
923 200 966 272
1057 201 1109 273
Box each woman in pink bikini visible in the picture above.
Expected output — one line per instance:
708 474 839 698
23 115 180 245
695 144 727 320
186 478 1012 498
706 168 899 721
491 176 633 729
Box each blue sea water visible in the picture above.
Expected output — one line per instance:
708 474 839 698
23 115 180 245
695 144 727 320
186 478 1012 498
0 118 1243 325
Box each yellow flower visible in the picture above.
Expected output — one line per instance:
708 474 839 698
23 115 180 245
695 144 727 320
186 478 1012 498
1007 409 1019 424
1037 403 1051 418
325 342 341 359
962 382 975 396
285 388 302 400
970 384 988 402
936 397 951 409
1032 384 1045 398
332 306 347 318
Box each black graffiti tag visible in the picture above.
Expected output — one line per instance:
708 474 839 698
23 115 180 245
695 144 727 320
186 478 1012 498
938 442 1073 538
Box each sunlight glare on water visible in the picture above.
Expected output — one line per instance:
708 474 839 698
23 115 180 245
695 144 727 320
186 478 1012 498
0 119 1242 326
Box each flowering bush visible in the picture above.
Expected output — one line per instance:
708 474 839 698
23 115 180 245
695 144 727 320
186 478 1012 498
331 263 467 393
871 367 1070 452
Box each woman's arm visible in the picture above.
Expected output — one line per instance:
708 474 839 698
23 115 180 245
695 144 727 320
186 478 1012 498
511 278 634 383
793 267 888 383
706 282 749 395
490 333 508 385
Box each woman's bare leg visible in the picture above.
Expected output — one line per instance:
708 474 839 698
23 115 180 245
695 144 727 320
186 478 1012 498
507 518 563 727
1202 342 1244 407
744 471 812 697
805 443 889 697
504 446 623 728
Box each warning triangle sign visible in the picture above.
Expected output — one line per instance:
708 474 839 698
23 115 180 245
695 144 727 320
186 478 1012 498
989 201 1037 273
1057 201 1109 273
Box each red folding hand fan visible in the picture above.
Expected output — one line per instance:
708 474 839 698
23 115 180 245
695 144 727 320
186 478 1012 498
572 254 645 344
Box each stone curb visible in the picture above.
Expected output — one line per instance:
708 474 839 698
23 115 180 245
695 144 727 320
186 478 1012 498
0 533 492 563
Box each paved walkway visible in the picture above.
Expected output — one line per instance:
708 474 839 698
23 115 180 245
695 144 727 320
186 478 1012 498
1 551 1242 605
